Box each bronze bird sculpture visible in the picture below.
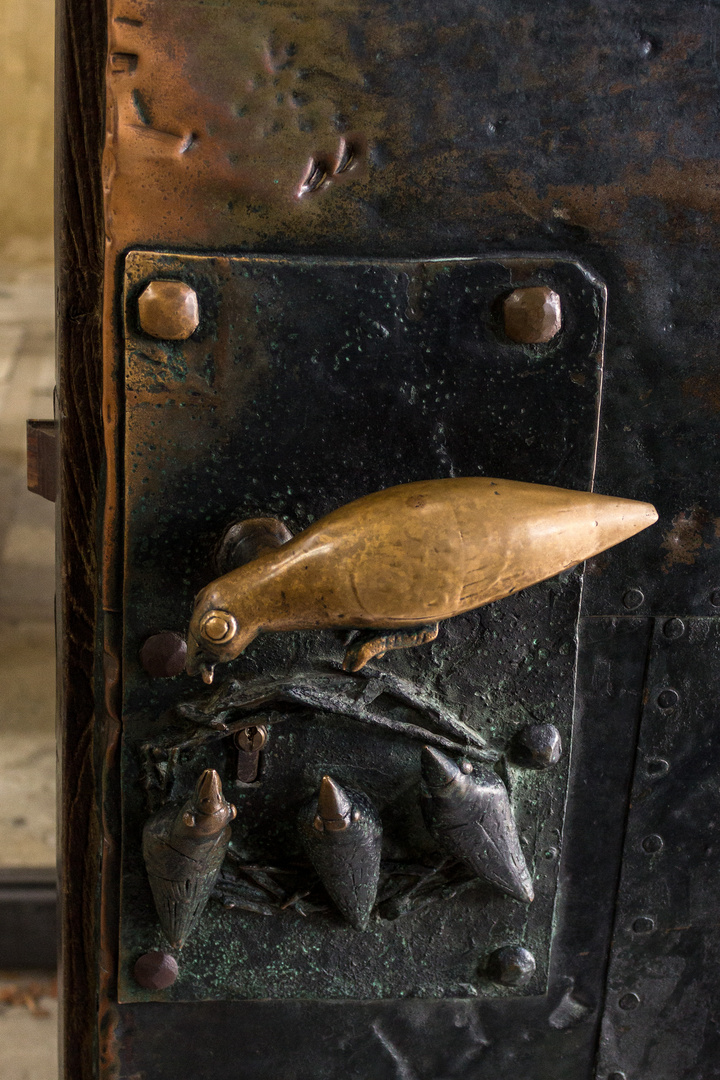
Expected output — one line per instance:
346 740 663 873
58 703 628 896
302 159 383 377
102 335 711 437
298 776 383 930
421 747 534 904
185 477 658 683
142 769 236 947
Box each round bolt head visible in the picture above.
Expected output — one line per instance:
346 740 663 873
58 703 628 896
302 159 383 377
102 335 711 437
487 945 536 986
657 688 679 709
642 833 664 853
138 280 200 340
134 950 178 990
513 723 562 769
618 992 640 1011
632 916 655 934
663 617 685 639
503 287 561 344
140 632 187 678
623 587 645 610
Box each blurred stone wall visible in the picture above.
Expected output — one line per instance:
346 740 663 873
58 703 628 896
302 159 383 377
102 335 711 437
0 0 54 264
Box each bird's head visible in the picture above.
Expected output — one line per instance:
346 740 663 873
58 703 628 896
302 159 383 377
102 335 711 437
185 583 259 684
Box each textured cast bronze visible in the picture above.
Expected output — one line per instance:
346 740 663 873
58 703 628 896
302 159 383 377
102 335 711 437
503 286 562 344
142 769 236 947
186 477 658 683
421 747 534 904
137 280 200 340
299 776 382 931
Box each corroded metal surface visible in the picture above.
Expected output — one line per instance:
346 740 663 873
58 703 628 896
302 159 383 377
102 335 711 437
117 250 605 1005
83 1 720 1077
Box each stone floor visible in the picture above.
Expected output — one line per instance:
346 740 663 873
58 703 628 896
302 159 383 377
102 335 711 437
0 264 57 1078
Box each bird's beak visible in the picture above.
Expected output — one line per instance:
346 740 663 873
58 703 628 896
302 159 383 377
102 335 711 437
185 633 215 683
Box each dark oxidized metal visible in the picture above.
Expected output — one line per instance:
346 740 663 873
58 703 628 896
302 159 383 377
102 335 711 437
512 723 563 769
486 945 537 987
299 776 382 931
66 0 720 1075
421 747 534 904
142 770 236 947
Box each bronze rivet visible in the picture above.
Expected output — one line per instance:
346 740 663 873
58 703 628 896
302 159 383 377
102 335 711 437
503 287 561 344
642 833 664 853
140 632 187 678
512 723 562 769
618 992 640 1011
632 916 655 934
663 617 685 639
657 688 679 709
201 610 236 643
133 950 178 990
486 944 536 986
138 280 200 340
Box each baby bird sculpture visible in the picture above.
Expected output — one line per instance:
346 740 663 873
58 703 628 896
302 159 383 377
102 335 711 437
142 769 236 948
186 477 657 683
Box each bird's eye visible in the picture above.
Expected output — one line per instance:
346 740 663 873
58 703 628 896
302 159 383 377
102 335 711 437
200 609 237 645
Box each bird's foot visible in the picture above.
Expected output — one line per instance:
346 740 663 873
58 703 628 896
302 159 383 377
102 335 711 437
342 623 440 672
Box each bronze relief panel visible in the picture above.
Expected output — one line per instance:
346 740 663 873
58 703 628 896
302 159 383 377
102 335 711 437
117 250 613 1002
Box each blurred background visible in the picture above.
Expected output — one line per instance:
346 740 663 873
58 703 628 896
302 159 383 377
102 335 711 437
0 0 59 1074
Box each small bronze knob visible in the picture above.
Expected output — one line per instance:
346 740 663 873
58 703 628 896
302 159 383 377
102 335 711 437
503 286 561 344
138 280 200 340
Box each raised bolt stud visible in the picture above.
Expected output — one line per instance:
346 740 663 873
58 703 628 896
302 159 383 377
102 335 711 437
622 587 645 610
140 632 187 678
134 950 178 990
487 945 536 986
138 280 200 340
503 287 561 344
513 723 562 769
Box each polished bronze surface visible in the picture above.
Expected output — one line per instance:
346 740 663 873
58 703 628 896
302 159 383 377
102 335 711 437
186 477 658 682
503 287 562 344
234 725 268 753
316 775 352 832
137 280 199 340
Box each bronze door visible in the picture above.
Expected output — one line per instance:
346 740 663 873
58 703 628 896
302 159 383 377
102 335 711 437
56 1 720 1077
